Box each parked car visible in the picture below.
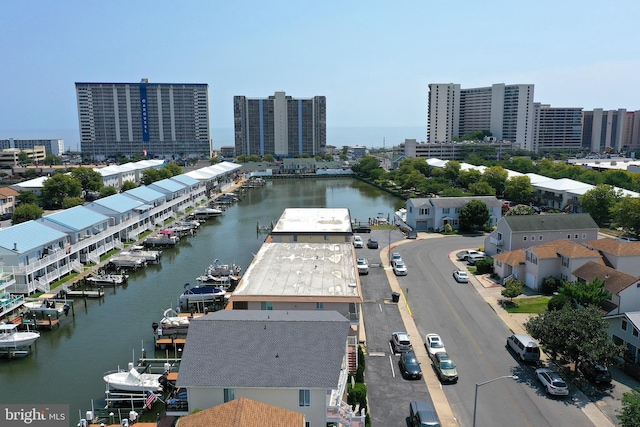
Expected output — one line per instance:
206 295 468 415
353 235 364 248
577 358 612 384
406 230 418 239
393 262 408 276
433 352 458 383
353 225 371 233
425 333 446 359
467 253 486 265
399 351 422 379
390 252 403 266
535 368 569 396
390 332 413 353
456 249 485 261
367 238 379 249
453 270 469 283
356 258 369 275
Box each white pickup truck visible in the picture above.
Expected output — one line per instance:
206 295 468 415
456 249 485 261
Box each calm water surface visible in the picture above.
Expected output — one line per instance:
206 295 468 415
0 178 402 421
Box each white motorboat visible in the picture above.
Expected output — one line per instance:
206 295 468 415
0 324 40 348
23 300 66 316
179 284 226 308
103 366 163 392
143 234 180 247
189 207 223 219
154 308 192 336
196 260 242 288
120 245 162 263
86 273 128 285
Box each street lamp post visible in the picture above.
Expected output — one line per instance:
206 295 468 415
472 375 518 427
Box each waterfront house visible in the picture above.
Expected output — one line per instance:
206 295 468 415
605 312 640 364
492 249 526 284
573 261 640 315
170 174 206 201
0 187 18 217
176 310 365 426
484 213 598 256
174 396 305 427
85 194 152 242
406 196 502 232
583 238 640 277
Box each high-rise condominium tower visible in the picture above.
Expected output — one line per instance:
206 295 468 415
234 91 326 157
76 79 211 160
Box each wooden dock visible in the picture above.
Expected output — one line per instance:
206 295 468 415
65 289 105 298
155 337 186 350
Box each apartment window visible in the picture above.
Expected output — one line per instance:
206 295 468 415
531 236 535 241
622 319 628 331
523 236 527 241
224 388 235 402
232 301 248 310
634 328 639 338
582 233 586 239
299 389 311 407
260 302 273 310
574 234 579 239
305 423 310 427
497 232 502 240
443 208 450 214
567 234 571 239
562 256 568 267
420 208 430 215
316 302 324 309
539 235 543 241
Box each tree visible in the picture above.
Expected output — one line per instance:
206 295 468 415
481 166 508 196
164 163 182 176
459 200 490 232
18 151 31 165
525 305 623 367
141 168 172 185
11 203 43 224
40 174 82 208
99 186 118 198
62 197 84 209
263 154 275 163
71 167 103 193
619 388 640 427
209 156 221 164
17 191 39 206
580 184 622 226
469 181 496 196
443 160 461 183
120 180 139 192
501 278 524 302
559 277 611 307
505 204 536 216
611 196 640 236
504 176 533 204
43 154 62 166
458 169 482 189
236 154 248 163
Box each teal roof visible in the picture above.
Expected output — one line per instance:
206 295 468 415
123 186 166 204
0 221 68 254
40 206 109 232
170 174 199 186
89 194 144 213
148 178 186 193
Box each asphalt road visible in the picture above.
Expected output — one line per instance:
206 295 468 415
359 231 594 427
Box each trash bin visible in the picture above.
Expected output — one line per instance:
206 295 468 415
391 292 400 303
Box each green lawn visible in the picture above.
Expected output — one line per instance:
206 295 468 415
504 296 549 314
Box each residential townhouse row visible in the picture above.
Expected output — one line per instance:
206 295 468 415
0 161 242 319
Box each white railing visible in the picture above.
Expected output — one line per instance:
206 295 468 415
88 253 100 265
114 240 124 250
71 260 84 273
490 237 504 246
326 400 366 427
34 278 50 293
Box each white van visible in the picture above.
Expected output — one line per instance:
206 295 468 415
507 334 540 362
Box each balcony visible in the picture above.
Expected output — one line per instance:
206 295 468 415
326 400 366 427
490 237 503 246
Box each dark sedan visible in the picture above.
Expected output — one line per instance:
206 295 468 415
367 238 379 249
399 351 422 379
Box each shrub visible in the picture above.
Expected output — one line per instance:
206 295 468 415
502 278 524 301
347 383 367 413
540 276 562 295
548 293 571 311
444 223 453 233
355 364 365 383
475 258 494 274
358 345 366 369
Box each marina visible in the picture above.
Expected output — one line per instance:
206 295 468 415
0 177 403 423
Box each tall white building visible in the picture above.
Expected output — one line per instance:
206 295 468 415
428 83 536 151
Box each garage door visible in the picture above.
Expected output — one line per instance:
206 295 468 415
525 272 535 290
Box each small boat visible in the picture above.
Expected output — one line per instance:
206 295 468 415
144 234 180 247
196 260 241 288
23 300 66 316
179 284 226 308
189 207 223 219
86 273 128 286
103 366 163 392
0 324 40 349
120 245 162 263
154 308 193 336
109 255 147 269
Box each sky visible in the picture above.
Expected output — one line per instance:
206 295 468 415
1 0 639 149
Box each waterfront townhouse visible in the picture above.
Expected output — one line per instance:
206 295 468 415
484 213 598 256
148 178 191 213
170 174 205 200
85 194 153 242
573 261 640 315
583 238 640 277
94 164 137 189
176 310 365 427
406 196 502 232
122 186 174 226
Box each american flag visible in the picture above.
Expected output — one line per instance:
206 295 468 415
144 390 157 409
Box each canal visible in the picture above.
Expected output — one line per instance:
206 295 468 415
0 177 403 422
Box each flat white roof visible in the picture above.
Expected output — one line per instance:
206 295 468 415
232 242 361 300
272 208 352 234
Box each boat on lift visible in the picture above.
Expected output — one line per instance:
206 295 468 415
179 283 226 309
103 364 164 393
0 324 40 349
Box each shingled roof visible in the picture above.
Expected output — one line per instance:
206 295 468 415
530 239 602 260
176 310 349 389
175 397 304 427
493 249 525 266
584 238 640 257
504 213 597 232
572 261 639 294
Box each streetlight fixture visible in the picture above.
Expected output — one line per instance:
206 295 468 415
472 374 518 427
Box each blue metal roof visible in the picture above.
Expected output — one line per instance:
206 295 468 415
148 178 186 193
40 206 110 232
122 186 166 204
171 174 199 186
0 221 68 254
90 194 144 213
